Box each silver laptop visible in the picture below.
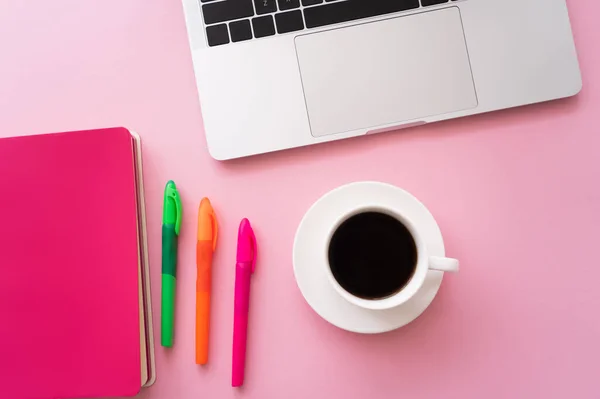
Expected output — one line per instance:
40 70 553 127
182 0 581 160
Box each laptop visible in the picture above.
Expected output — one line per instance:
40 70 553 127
181 0 581 160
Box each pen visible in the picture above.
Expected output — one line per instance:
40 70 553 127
196 198 218 365
232 218 257 387
161 180 182 347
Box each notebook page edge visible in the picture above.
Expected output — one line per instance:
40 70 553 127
130 129 156 388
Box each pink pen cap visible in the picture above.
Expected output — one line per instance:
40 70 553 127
236 218 257 270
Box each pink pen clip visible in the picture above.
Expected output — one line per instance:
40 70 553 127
232 218 257 387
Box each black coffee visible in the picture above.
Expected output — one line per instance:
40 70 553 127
328 212 417 300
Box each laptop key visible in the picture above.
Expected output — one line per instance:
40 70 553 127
202 0 255 25
278 0 300 10
252 15 276 38
275 10 304 34
254 0 277 15
303 0 420 29
206 24 230 46
421 0 449 5
302 0 322 5
230 19 253 42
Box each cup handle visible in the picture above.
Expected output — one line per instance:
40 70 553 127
428 256 459 272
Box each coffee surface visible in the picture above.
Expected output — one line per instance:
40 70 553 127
328 212 417 299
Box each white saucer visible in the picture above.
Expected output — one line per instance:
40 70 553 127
293 182 447 334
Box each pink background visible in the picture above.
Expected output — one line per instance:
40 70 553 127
0 0 598 398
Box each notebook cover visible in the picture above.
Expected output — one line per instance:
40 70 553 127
0 128 142 399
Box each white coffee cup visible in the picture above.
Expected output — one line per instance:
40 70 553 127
324 206 459 311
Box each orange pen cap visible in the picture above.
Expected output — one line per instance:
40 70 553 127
197 198 218 249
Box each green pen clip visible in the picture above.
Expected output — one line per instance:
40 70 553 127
163 180 182 235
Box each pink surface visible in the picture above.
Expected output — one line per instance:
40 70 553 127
0 129 142 398
0 1 598 398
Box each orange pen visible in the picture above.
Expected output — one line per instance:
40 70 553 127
196 198 218 365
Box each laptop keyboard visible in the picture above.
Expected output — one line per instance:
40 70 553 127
202 0 460 47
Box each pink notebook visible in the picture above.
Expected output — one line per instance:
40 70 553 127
0 128 155 399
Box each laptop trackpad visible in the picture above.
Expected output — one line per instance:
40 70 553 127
295 8 477 137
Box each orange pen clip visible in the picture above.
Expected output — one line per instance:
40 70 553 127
196 198 218 365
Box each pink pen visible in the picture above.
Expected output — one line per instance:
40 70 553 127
232 218 257 387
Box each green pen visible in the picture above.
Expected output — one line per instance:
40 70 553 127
161 180 182 347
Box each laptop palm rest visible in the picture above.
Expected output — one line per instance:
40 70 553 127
295 7 478 137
